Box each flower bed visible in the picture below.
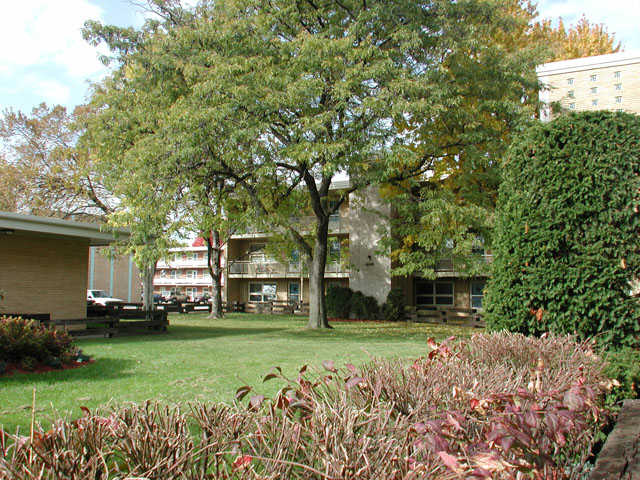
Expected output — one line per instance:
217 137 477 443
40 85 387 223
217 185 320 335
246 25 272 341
0 316 85 376
0 333 613 479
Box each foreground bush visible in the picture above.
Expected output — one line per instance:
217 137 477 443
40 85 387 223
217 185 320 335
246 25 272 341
485 111 640 348
325 285 353 318
0 333 612 479
0 316 77 367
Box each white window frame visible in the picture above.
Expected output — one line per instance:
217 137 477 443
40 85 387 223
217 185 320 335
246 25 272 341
567 77 574 85
470 280 486 310
249 282 277 303
592 99 598 107
590 73 598 82
615 83 622 91
186 270 198 279
614 71 621 79
615 96 622 104
169 270 177 279
590 87 598 94
288 282 301 303
569 103 576 110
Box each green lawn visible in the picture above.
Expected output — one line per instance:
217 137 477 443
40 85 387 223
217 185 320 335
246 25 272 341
0 314 475 433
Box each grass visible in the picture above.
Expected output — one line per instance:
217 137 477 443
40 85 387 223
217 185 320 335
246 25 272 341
0 313 476 433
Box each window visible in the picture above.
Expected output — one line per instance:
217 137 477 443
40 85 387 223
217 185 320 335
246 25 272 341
616 96 622 103
592 99 598 107
590 74 598 81
567 77 574 85
470 281 486 309
329 238 341 261
590 87 597 94
415 280 454 307
569 103 576 110
186 287 197 300
186 270 198 279
615 83 622 90
249 283 277 302
169 270 177 279
567 90 574 98
288 282 300 303
614 71 621 79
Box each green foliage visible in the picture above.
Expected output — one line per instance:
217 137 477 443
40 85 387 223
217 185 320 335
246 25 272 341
350 292 380 320
603 348 640 406
382 288 407 322
384 186 494 279
485 111 640 348
326 286 353 319
0 316 77 366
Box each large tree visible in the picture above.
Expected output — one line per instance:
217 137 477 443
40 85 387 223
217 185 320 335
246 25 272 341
84 0 541 328
0 104 113 220
534 15 622 62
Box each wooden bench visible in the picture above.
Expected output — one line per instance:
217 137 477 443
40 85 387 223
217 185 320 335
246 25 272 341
409 306 485 328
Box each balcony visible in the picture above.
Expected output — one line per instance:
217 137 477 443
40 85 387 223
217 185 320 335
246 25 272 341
228 260 349 279
157 259 209 269
231 214 347 238
154 276 212 286
435 254 493 276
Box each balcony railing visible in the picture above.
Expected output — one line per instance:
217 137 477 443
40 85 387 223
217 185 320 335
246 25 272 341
228 260 348 277
154 277 212 286
435 254 493 272
233 214 346 236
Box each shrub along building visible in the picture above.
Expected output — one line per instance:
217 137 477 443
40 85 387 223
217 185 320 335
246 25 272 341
0 211 128 320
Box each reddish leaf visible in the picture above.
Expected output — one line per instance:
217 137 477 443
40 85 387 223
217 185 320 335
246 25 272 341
322 360 337 373
438 451 461 473
345 376 364 390
345 363 357 374
470 398 480 409
232 455 252 470
299 364 308 374
427 337 437 348
235 386 252 401
263 373 278 382
79 406 91 417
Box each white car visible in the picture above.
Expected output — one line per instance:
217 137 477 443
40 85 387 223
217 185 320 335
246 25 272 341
87 289 123 306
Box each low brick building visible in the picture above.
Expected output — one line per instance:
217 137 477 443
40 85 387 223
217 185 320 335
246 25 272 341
0 212 127 320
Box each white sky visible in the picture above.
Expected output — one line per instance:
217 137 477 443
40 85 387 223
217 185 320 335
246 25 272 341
0 0 638 112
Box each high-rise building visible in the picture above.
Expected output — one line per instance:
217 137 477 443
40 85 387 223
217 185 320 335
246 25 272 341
537 51 640 120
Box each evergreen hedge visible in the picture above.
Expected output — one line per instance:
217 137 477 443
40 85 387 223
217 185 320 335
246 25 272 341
485 111 640 348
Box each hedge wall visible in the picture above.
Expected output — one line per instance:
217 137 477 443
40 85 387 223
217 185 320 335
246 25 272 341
485 111 640 348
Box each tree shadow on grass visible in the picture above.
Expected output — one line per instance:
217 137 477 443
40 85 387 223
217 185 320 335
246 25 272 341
0 358 137 386
77 325 288 346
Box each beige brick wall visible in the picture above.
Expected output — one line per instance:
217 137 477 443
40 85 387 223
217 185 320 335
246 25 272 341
0 234 89 320
540 61 640 115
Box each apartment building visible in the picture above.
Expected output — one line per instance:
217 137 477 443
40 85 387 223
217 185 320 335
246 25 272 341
224 182 392 307
222 181 493 312
154 244 219 301
537 50 640 119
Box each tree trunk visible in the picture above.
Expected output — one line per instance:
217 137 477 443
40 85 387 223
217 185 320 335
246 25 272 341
142 261 157 321
307 220 331 329
206 231 224 319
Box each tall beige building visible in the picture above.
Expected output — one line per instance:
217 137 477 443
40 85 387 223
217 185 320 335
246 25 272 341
537 51 640 119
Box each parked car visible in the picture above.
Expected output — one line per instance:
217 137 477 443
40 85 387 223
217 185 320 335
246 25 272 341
168 289 188 304
153 293 166 304
195 293 211 304
87 289 123 306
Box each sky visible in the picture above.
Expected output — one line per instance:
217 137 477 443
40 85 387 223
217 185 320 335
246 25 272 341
0 0 638 114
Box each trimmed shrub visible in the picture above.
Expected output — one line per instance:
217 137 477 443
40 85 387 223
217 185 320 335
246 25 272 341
0 333 610 479
485 111 640 348
0 316 77 367
382 288 406 321
325 285 353 318
602 347 640 406
350 291 379 319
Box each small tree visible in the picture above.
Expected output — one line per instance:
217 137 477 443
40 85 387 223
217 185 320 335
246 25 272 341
485 111 640 348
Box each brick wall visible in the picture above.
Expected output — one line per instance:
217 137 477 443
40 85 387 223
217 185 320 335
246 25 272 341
0 234 89 320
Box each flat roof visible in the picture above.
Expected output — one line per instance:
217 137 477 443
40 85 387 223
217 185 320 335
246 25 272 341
536 50 640 76
0 211 129 246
